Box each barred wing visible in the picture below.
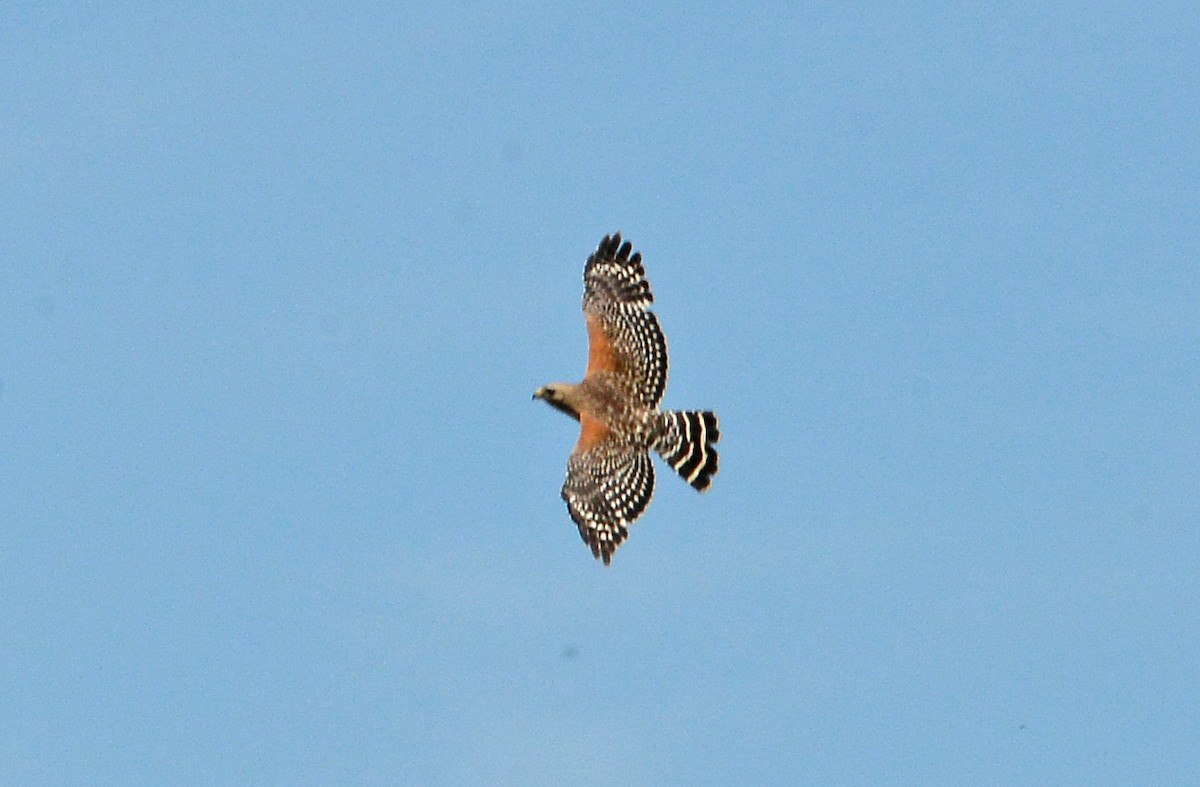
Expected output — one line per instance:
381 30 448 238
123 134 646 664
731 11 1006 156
582 233 669 410
561 442 655 565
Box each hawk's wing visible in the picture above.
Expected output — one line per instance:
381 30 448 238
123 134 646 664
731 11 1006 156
582 233 669 410
561 441 655 565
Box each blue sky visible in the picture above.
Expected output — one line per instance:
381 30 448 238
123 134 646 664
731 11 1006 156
2 3 1198 784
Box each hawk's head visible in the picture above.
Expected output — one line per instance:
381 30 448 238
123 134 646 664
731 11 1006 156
533 384 581 421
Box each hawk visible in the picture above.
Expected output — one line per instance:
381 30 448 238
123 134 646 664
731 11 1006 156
534 233 720 564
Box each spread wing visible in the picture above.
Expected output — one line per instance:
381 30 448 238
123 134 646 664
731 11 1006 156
582 233 669 410
561 442 655 565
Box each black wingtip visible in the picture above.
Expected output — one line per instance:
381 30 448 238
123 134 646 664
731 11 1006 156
597 232 624 259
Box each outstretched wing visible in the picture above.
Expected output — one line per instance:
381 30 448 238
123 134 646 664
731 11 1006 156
582 233 669 410
561 441 655 565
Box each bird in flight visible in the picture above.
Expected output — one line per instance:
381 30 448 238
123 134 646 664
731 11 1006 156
534 233 720 564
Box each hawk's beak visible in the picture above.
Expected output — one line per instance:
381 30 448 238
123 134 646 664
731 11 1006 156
532 387 545 401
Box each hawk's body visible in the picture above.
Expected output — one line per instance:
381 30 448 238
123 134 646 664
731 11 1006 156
535 233 720 564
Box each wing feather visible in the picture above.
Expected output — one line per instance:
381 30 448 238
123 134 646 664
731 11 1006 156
582 233 669 409
561 443 655 565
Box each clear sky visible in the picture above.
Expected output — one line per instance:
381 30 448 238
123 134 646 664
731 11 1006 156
2 3 1198 784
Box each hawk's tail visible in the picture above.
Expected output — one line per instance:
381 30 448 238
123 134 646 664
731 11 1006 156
654 411 720 491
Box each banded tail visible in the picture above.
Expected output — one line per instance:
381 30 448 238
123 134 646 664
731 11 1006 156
654 410 720 491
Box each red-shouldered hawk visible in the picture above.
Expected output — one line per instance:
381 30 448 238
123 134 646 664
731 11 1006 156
534 233 720 565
